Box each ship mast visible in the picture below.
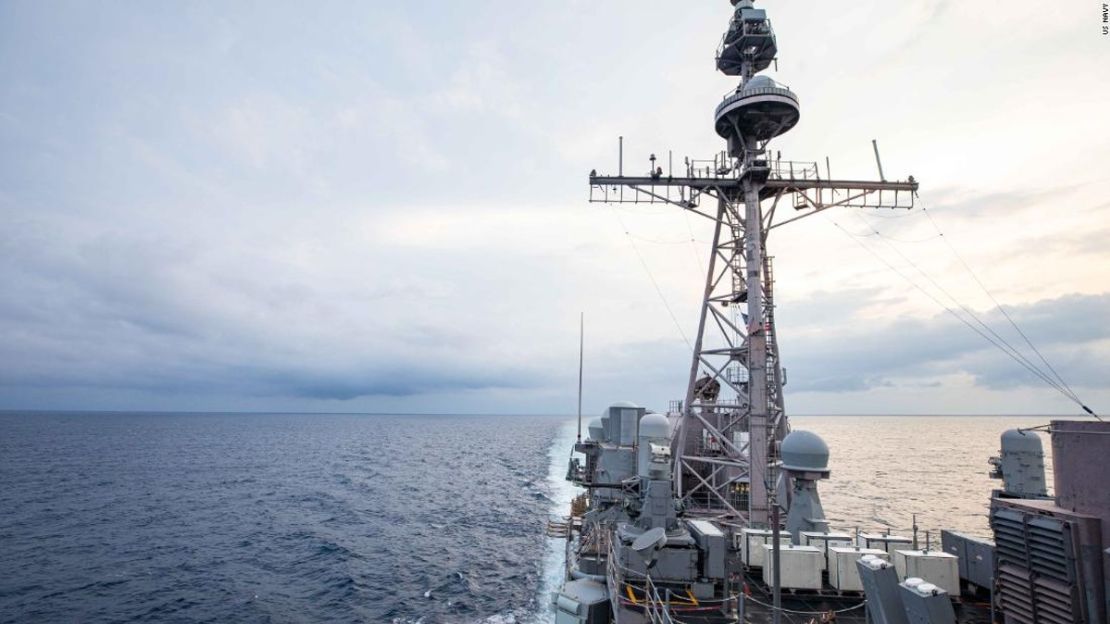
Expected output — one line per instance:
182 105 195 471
589 1 919 527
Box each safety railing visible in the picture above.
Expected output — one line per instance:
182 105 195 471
716 83 798 118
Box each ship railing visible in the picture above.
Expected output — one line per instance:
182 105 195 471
717 17 776 51
716 19 777 66
642 575 679 624
682 156 819 182
767 159 819 181
715 82 799 118
606 538 676 624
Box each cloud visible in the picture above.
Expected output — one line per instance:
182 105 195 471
0 0 1108 414
778 290 1110 396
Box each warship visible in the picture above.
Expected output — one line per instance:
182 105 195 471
549 2 1109 623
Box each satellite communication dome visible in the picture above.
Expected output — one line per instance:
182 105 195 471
744 75 776 91
610 401 639 409
587 418 604 441
780 430 830 473
638 412 670 440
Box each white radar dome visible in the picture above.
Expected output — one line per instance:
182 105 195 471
780 430 830 472
745 75 777 91
587 418 604 440
638 412 670 439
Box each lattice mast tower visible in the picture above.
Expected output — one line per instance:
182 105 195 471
588 1 918 527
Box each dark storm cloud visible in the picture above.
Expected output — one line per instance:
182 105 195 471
778 290 1110 394
0 218 545 405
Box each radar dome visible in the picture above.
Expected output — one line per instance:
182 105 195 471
610 401 639 409
587 418 604 440
780 430 830 472
744 75 777 91
638 412 670 440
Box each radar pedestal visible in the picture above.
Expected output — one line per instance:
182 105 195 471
780 430 831 543
714 75 799 158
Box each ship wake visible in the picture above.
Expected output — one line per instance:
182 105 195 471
525 419 581 623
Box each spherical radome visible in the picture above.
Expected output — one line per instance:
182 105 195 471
587 418 604 440
745 75 777 91
780 430 830 472
638 412 670 439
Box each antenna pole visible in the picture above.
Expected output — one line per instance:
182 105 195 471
618 136 624 176
577 312 584 443
771 491 782 624
872 139 886 182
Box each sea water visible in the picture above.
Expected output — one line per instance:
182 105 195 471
0 412 1055 623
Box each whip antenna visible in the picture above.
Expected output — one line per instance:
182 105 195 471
577 312 584 442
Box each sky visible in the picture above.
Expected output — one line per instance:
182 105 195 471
1 0 1107 415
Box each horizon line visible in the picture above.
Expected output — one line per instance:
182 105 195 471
0 409 1082 418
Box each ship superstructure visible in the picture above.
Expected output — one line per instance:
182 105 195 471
588 0 915 530
551 2 1108 624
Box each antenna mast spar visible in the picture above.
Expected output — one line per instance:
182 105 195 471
588 0 919 528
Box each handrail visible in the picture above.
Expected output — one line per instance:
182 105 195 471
716 19 777 55
716 86 799 118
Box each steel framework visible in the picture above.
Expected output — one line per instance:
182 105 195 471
587 1 919 528
589 161 917 526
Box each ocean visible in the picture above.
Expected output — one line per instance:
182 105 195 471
0 412 1056 623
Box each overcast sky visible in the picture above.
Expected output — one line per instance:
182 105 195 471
1 1 1107 415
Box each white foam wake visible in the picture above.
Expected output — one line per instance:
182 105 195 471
525 419 582 623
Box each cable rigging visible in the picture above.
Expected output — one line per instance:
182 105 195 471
607 206 692 349
921 207 1097 419
832 208 1098 419
852 211 1073 396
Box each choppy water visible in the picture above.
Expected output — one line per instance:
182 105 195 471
0 412 1051 623
0 413 578 624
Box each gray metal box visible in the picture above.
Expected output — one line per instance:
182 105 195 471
893 550 959 596
861 532 913 557
900 579 957 623
941 530 995 591
688 519 726 579
857 557 909 624
829 546 888 592
761 544 822 591
740 8 767 23
739 528 789 568
801 531 854 571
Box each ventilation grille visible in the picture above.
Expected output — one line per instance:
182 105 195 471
991 507 1083 624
